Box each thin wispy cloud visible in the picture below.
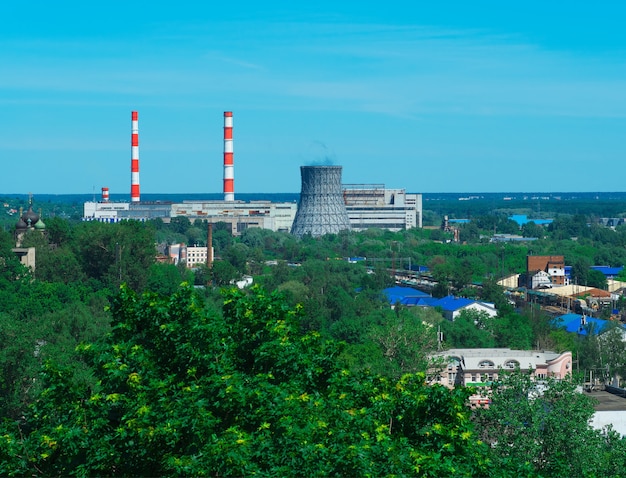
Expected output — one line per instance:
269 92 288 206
1 3 625 194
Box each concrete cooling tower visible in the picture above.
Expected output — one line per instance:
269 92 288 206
291 165 351 238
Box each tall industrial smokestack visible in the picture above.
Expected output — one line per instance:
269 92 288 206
101 187 110 203
291 165 351 238
130 111 140 203
223 111 234 202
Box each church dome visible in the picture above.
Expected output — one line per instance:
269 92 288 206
22 205 39 227
34 217 46 230
16 216 28 230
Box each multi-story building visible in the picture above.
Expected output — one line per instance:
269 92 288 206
342 185 422 231
185 245 212 268
524 255 568 288
429 348 573 406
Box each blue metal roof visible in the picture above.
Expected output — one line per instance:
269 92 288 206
590 266 624 277
564 265 623 279
431 295 476 312
509 214 553 227
553 313 624 336
400 296 437 306
383 286 431 304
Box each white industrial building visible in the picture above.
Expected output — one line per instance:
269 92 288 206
83 199 297 235
83 189 422 235
83 201 130 222
343 185 422 231
170 200 297 236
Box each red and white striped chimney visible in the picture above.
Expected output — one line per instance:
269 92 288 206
101 187 110 203
223 111 234 202
130 111 140 203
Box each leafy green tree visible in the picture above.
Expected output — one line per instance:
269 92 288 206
0 228 24 269
479 277 513 315
20 230 85 284
458 222 480 243
587 268 608 289
0 285 492 476
440 309 495 348
451 258 474 291
44 216 72 246
72 221 156 291
492 312 533 349
224 243 250 274
0 281 110 420
210 260 239 286
474 371 626 477
145 263 190 296
598 323 626 384
521 221 545 239
169 216 191 235
366 307 440 379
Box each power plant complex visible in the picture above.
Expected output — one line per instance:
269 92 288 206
83 111 423 237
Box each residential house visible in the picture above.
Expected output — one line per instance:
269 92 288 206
523 255 568 288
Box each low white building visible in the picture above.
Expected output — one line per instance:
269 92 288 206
170 200 297 236
83 199 297 235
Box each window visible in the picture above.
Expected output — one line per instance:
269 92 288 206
478 360 495 369
504 360 520 369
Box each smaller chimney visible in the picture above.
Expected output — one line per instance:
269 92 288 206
207 223 214 268
101 187 110 202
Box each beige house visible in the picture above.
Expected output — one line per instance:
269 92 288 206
429 348 573 407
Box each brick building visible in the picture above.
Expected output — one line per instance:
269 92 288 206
524 255 567 288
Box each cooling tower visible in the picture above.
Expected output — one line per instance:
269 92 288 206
291 165 351 238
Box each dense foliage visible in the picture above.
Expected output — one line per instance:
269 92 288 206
475 371 626 477
2 196 626 475
0 285 491 476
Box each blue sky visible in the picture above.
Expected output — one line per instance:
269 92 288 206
1 1 625 195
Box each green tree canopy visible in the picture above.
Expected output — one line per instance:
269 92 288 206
474 371 626 477
1 285 491 476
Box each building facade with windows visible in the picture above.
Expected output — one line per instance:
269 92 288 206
524 255 568 288
429 348 573 406
342 185 422 231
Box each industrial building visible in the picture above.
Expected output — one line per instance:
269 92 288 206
170 200 297 235
343 184 422 231
82 110 423 236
